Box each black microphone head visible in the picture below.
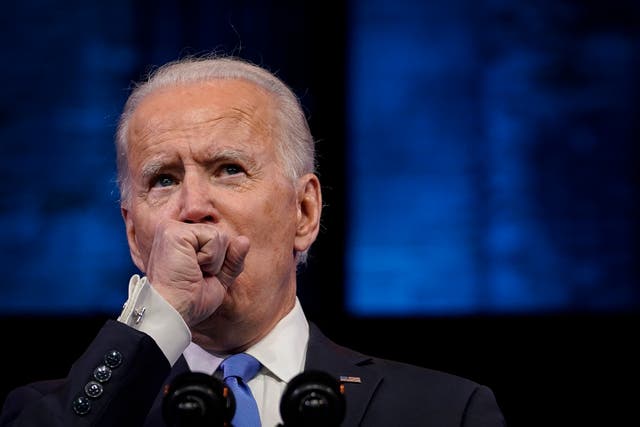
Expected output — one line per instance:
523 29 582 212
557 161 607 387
162 371 235 427
280 370 346 427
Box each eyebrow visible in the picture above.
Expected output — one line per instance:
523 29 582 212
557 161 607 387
211 148 251 163
140 160 166 180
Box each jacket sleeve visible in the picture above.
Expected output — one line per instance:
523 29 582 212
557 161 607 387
0 320 171 427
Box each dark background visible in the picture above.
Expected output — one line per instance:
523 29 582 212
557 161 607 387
1 1 638 426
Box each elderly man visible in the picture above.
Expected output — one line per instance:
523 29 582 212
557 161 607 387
0 57 506 426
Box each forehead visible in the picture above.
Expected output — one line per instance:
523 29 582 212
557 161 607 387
128 78 277 146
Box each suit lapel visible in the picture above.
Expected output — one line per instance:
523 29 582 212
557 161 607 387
305 322 381 426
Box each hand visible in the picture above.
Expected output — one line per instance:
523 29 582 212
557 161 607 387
144 220 250 326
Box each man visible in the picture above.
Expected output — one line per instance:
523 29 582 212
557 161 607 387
0 57 506 426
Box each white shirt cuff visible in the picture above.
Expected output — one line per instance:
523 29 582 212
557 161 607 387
117 274 191 366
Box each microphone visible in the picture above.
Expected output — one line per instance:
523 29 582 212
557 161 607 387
279 370 346 427
162 372 235 427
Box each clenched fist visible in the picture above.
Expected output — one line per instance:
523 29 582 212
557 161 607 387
143 220 250 327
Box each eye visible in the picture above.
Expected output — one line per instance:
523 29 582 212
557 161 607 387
151 174 176 188
220 164 245 176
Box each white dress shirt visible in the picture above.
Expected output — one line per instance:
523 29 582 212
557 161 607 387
118 274 310 427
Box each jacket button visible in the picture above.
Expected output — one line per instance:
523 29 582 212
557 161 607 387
84 381 104 398
72 396 91 415
104 350 123 368
93 365 112 383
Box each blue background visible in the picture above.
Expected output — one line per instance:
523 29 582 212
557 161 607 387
346 0 638 315
1 0 637 316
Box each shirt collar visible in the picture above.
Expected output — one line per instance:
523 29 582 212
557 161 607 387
183 297 309 383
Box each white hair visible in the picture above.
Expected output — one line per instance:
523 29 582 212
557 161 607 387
115 56 317 264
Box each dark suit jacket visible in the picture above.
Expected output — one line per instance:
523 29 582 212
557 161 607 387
0 320 505 426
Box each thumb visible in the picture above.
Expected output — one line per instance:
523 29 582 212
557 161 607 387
217 236 250 288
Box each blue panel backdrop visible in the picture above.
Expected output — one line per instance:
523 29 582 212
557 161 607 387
0 1 137 313
346 0 639 315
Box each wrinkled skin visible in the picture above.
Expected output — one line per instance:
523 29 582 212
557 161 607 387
121 79 322 353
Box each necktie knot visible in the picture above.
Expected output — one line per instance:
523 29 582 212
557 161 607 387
220 353 262 383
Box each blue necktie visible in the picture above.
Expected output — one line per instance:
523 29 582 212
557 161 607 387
220 353 262 427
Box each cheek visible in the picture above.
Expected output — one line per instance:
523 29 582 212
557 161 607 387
131 209 163 255
252 194 297 250
230 185 289 240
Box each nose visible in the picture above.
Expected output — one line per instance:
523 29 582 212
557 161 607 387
179 173 217 224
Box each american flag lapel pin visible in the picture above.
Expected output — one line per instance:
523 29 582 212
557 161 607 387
340 375 362 384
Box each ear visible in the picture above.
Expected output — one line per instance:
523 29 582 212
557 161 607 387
121 206 146 273
294 173 322 253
